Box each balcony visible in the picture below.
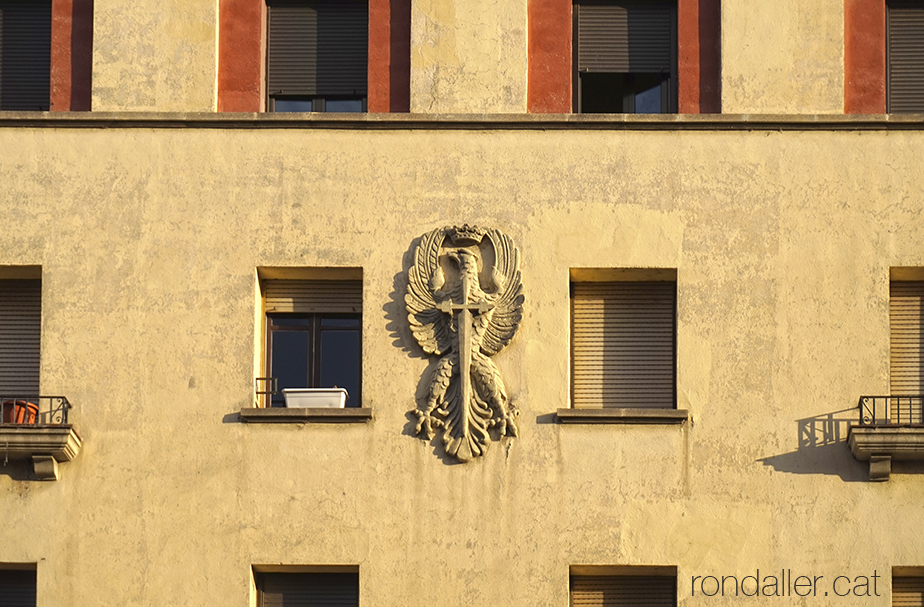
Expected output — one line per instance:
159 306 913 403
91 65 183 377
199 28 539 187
848 395 924 481
0 396 81 480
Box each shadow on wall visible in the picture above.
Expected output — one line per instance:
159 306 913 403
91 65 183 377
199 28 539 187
757 408 867 482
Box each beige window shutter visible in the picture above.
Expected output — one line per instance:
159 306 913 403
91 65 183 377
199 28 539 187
571 281 676 408
890 281 924 423
0 279 41 396
570 575 676 607
893 576 924 607
263 279 362 314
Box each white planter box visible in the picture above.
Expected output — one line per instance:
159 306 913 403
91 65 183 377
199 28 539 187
282 388 348 408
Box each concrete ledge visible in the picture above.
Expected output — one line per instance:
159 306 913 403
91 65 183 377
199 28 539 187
0 425 82 480
240 407 373 423
0 425 81 461
848 426 924 481
848 426 924 460
1 111 924 131
556 408 689 424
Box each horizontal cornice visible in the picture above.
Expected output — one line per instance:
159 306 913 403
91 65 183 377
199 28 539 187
1 112 924 131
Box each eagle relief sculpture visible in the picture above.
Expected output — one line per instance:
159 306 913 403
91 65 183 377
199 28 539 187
406 225 525 462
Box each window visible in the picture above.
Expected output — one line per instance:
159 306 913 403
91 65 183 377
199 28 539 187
0 0 51 111
893 569 924 606
889 278 924 423
254 569 358 607
259 275 362 407
266 0 368 112
571 270 676 409
570 566 676 607
572 0 677 113
0 277 41 397
0 566 36 607
888 0 924 113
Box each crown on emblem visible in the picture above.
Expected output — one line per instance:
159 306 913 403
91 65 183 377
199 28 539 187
449 224 485 245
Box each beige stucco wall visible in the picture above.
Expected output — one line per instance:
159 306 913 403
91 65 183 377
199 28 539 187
0 119 922 606
721 0 845 113
91 0 218 111
410 0 527 112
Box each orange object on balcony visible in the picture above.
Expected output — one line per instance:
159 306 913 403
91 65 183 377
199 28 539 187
1 400 39 424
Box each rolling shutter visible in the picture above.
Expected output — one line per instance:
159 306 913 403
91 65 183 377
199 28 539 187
0 279 41 396
572 281 675 408
0 569 37 607
267 0 368 97
890 281 924 423
888 1 924 113
575 0 673 73
571 575 676 607
0 0 52 111
263 280 362 314
259 572 358 607
893 577 924 607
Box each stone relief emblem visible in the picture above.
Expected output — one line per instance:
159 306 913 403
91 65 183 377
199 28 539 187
406 225 524 462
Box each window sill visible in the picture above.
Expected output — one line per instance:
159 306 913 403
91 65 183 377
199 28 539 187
0 425 82 480
556 408 689 424
240 407 373 423
848 425 924 481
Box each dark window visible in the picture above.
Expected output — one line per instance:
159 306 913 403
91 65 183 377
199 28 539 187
256 571 358 607
266 0 368 113
0 0 51 111
260 278 362 407
267 314 361 407
0 568 36 607
570 573 676 607
887 0 924 113
0 279 41 396
572 0 676 113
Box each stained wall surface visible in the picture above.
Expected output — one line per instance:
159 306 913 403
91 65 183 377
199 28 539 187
406 0 527 112
0 118 921 606
721 0 846 113
91 0 218 111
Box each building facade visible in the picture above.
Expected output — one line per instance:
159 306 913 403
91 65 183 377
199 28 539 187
1 0 924 605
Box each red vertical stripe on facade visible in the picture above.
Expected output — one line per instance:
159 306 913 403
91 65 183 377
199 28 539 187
527 0 572 113
678 0 720 113
845 0 886 114
50 0 93 111
218 0 264 112
368 0 411 112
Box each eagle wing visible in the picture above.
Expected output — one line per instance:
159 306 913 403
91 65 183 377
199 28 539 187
405 227 453 356
480 228 524 356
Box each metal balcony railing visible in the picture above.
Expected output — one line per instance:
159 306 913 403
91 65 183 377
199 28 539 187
857 395 924 426
0 396 71 426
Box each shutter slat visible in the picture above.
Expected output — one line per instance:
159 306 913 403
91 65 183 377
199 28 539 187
571 575 676 607
0 0 51 111
0 279 41 394
888 2 924 112
267 0 368 97
894 577 924 607
891 282 924 406
264 280 362 313
572 281 675 409
577 1 673 73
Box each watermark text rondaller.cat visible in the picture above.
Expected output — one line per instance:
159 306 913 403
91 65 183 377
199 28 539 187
691 570 881 598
